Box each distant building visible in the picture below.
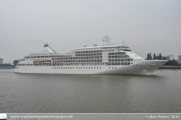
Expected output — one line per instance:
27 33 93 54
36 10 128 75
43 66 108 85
162 55 174 60
178 55 181 65
0 58 3 64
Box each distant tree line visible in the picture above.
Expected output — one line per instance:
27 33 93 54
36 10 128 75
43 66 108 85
0 63 12 66
164 60 180 66
146 53 181 66
13 60 19 66
0 60 19 67
146 53 162 60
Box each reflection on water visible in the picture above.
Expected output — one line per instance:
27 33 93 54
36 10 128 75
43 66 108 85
0 69 181 113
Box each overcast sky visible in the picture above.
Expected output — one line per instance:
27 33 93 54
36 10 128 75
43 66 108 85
0 0 181 64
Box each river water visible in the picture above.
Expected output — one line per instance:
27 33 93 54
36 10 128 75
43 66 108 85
0 69 181 113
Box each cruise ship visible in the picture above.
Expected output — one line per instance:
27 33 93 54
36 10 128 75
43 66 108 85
14 36 167 75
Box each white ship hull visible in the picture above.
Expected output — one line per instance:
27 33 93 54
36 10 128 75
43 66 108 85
15 60 167 75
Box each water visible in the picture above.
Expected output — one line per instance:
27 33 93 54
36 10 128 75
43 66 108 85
0 69 181 113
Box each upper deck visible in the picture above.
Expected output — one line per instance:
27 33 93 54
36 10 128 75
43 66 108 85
75 45 131 51
18 36 144 67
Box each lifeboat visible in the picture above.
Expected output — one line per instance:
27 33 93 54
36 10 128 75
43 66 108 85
43 60 51 63
34 61 42 64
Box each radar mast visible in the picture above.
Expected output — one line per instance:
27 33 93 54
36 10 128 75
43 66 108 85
102 36 110 45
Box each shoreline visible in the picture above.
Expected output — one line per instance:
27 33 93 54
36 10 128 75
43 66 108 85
159 66 181 69
0 67 15 69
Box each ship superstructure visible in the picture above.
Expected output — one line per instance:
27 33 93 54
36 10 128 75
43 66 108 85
15 37 167 75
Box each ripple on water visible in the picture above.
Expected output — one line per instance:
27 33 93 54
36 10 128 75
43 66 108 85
0 69 181 113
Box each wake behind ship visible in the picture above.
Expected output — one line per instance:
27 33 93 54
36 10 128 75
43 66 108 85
14 37 167 75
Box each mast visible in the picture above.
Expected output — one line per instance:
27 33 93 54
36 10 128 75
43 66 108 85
102 35 110 45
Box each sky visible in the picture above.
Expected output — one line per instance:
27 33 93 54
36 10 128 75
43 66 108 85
0 0 181 64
